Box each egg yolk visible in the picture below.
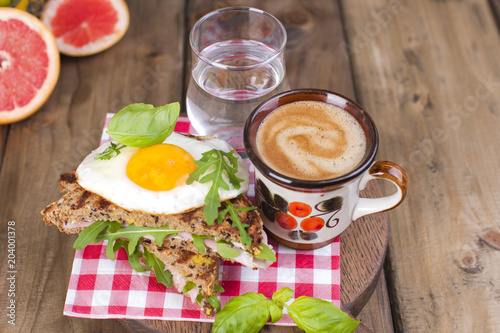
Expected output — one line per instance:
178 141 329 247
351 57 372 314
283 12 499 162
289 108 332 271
126 144 197 191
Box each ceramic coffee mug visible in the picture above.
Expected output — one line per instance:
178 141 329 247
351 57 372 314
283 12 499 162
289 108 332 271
244 89 408 250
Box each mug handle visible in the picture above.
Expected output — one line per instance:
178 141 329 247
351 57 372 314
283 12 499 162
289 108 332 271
352 161 409 221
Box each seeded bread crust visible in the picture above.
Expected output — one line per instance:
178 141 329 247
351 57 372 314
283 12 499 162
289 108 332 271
41 171 263 251
140 237 220 317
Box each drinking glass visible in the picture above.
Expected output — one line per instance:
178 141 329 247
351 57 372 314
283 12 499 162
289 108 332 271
186 7 289 151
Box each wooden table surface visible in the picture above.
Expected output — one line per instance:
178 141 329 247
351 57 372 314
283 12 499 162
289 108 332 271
1 0 500 332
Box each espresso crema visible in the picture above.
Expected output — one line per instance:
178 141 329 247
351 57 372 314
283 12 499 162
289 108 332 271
256 101 367 180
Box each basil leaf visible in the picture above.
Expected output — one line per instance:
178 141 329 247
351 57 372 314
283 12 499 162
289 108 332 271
268 300 283 323
287 296 360 333
272 287 294 303
107 102 180 147
216 240 240 259
254 243 277 262
212 293 270 333
182 281 196 294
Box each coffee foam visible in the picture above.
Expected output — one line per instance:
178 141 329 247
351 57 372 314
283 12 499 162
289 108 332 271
256 101 367 180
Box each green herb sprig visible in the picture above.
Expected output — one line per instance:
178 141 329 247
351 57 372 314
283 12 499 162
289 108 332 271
217 200 254 249
212 287 360 333
96 142 126 160
74 221 182 287
186 149 244 224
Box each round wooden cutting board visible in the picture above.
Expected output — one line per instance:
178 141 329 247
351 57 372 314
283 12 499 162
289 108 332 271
120 181 388 332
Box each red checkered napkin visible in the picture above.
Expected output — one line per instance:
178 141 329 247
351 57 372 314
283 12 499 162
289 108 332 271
63 115 341 325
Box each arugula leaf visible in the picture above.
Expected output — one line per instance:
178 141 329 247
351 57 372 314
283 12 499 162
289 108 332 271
217 200 254 249
254 243 277 262
143 247 173 288
216 240 240 259
186 149 244 224
182 281 197 294
192 234 212 253
208 295 222 313
287 296 360 333
214 284 225 293
113 240 146 272
212 293 270 333
96 224 181 260
95 142 126 160
107 102 180 147
73 220 115 250
196 293 205 306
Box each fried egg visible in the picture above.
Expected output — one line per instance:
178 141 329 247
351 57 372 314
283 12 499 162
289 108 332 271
76 133 249 215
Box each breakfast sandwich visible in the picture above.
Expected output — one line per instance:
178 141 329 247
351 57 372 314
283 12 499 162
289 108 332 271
41 102 276 316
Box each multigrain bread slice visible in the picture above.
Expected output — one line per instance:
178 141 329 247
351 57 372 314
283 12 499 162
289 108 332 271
42 171 264 252
140 237 220 317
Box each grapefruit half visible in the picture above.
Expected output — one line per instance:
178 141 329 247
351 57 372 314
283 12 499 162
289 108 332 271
0 8 60 124
41 0 130 57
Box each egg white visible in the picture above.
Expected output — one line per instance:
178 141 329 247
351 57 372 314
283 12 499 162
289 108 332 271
76 133 249 215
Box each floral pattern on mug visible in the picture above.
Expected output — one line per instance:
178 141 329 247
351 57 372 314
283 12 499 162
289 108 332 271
256 178 344 242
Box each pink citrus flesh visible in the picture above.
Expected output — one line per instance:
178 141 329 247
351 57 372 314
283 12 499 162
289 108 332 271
41 0 130 56
0 8 60 124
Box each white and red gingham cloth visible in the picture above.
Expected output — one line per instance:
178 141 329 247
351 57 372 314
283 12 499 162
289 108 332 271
63 115 341 325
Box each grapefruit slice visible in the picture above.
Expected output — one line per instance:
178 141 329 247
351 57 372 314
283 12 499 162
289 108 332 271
0 8 60 124
41 0 130 57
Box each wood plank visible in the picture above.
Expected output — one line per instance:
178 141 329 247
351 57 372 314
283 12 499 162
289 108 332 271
0 125 7 171
490 0 500 27
341 0 500 331
0 0 185 332
356 271 394 332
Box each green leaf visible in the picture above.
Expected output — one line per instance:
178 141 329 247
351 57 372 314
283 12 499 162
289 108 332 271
254 243 277 262
113 240 146 272
212 293 271 333
73 220 115 250
217 200 253 249
196 293 205 306
143 247 173 288
107 102 180 147
216 240 240 259
214 284 225 293
96 224 181 261
182 281 196 294
192 234 212 253
207 295 222 313
268 301 283 323
272 287 294 303
287 296 360 333
186 149 244 224
95 142 126 160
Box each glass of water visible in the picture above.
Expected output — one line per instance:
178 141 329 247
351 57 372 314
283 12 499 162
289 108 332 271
186 7 289 151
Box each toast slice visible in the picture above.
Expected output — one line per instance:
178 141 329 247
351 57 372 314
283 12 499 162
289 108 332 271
42 171 264 252
140 237 220 317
